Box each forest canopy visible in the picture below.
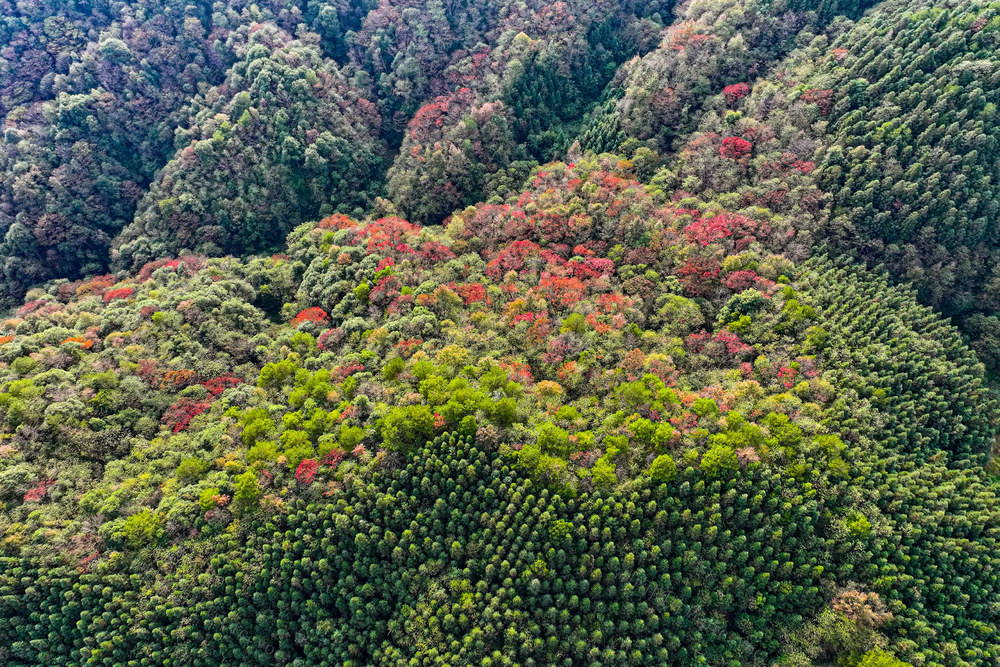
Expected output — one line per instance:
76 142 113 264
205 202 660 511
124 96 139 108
2 1 1000 666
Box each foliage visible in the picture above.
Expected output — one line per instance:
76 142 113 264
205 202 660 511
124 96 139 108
0 434 842 665
2 1 1000 664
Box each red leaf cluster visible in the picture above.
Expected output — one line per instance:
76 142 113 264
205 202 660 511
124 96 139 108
136 256 205 281
396 337 423 357
800 88 835 115
317 213 356 230
719 136 753 160
722 82 750 105
162 398 211 432
159 369 200 391
370 275 402 306
202 375 243 397
677 256 721 296
778 366 799 389
295 458 319 485
103 287 135 303
418 241 456 262
291 307 329 327
723 270 761 291
317 328 343 351
76 275 116 298
321 450 346 468
16 300 47 317
23 479 55 503
332 363 365 381
536 275 587 308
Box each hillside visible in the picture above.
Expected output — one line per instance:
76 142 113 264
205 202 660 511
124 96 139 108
1 1 1000 666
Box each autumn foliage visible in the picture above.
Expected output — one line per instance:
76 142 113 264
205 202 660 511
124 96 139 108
295 458 319 485
103 287 135 303
722 82 750 105
719 136 753 159
162 399 211 432
291 307 329 327
61 337 94 349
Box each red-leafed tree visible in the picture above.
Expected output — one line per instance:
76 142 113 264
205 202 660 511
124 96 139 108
453 283 487 305
291 307 329 327
800 88 835 115
722 82 750 105
202 375 243 397
23 479 55 503
677 256 721 296
162 399 211 432
720 136 753 160
103 286 135 303
295 458 319 485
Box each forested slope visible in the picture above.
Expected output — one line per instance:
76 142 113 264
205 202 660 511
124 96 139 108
2 0 1000 666
0 0 670 304
629 0 1000 374
0 156 998 665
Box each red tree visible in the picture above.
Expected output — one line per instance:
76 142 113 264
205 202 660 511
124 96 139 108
677 256 721 296
453 283 487 305
724 270 761 291
720 136 753 160
202 375 243 397
162 399 211 432
295 458 319 485
800 89 835 115
291 307 329 327
23 479 55 502
103 286 135 303
723 82 750 105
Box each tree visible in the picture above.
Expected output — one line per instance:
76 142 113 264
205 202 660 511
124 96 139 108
649 454 677 483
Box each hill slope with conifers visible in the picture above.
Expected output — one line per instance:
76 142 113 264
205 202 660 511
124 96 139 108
2 0 1000 666
624 0 1000 376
